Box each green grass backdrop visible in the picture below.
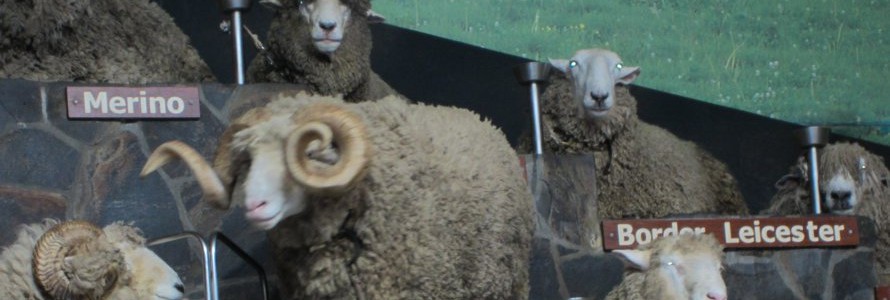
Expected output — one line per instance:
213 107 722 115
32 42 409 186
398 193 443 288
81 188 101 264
374 0 890 144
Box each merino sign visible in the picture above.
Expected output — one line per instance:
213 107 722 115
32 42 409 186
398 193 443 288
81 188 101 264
602 216 859 250
67 86 200 119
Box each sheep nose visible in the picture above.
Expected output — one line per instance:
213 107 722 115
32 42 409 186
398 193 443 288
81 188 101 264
707 291 727 300
319 21 337 31
174 283 184 293
590 92 608 105
246 200 268 212
830 190 851 202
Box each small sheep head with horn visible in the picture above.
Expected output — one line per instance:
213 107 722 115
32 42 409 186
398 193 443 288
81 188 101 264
141 96 371 230
33 220 184 300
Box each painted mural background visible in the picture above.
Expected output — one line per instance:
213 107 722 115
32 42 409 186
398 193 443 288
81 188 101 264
375 0 890 144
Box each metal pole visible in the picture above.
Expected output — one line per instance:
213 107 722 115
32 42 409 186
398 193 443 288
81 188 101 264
795 126 829 215
529 82 543 155
514 62 551 156
209 232 269 300
219 0 251 85
148 232 213 300
232 11 246 85
807 146 822 214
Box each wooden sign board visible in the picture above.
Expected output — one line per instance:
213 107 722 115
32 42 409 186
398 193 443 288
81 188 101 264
876 286 890 300
602 216 859 250
67 86 200 119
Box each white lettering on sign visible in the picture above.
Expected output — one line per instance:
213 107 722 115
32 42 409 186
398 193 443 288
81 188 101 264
616 222 706 246
602 216 859 250
67 86 200 119
82 91 188 115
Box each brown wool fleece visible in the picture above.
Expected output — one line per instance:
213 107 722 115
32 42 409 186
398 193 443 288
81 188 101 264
764 142 890 282
246 0 398 102
244 94 533 299
524 72 748 219
0 0 215 84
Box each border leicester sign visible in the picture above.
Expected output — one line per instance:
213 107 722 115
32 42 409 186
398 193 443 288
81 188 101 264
602 216 859 250
67 86 200 119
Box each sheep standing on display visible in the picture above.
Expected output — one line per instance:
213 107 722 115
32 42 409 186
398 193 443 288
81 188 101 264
604 233 727 300
763 142 890 281
0 219 184 299
248 0 398 102
0 0 214 84
530 48 749 219
140 93 534 299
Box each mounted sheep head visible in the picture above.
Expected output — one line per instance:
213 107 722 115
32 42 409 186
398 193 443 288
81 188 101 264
550 48 640 121
614 233 726 300
141 99 371 230
261 0 381 55
774 142 890 215
33 221 184 300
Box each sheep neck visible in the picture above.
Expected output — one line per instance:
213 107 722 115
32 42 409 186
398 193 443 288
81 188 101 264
541 75 638 153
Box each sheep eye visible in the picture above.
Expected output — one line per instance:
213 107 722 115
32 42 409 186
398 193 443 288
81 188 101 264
568 60 578 69
616 63 623 70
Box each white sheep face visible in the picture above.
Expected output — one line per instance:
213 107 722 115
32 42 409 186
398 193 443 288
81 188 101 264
822 169 859 214
234 119 309 230
116 247 185 300
550 49 640 121
300 0 351 55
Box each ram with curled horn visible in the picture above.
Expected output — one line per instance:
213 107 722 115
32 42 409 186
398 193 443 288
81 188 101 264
0 219 184 299
140 93 534 299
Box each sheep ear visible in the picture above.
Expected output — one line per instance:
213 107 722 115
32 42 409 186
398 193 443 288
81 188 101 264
774 173 802 189
613 249 651 271
367 10 386 23
549 59 570 74
259 0 283 10
617 66 640 85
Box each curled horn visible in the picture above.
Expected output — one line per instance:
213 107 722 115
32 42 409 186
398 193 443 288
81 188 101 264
141 140 229 208
33 221 122 299
285 103 371 194
140 108 269 209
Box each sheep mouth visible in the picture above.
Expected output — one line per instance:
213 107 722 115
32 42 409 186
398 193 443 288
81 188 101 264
155 294 182 300
313 39 343 54
247 210 283 230
313 38 342 44
583 107 611 118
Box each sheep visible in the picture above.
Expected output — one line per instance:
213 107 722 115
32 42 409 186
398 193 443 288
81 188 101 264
0 219 184 299
604 233 727 300
247 0 398 102
140 92 534 299
763 141 890 282
526 48 749 219
0 0 214 84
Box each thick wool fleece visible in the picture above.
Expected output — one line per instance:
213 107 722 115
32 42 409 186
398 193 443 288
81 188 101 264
0 0 214 84
247 1 397 102
764 142 890 282
530 72 748 219
0 220 52 299
256 94 533 299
